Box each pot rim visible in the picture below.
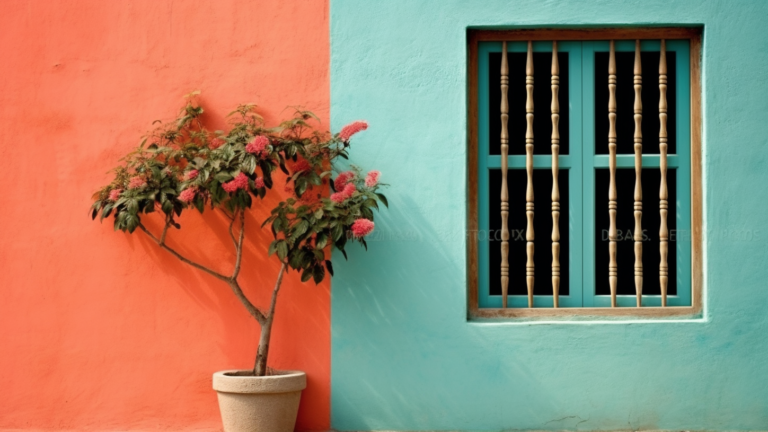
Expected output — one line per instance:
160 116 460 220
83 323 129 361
212 369 307 394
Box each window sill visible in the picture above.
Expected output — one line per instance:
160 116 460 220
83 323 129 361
469 305 702 322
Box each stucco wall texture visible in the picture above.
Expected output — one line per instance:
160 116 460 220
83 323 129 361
330 0 768 431
0 1 329 431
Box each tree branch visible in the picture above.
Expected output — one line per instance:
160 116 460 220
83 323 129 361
267 263 287 319
221 208 235 222
160 214 171 244
229 280 266 324
231 210 246 280
137 222 230 283
228 211 238 251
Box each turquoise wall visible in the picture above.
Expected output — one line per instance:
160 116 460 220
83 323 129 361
330 1 768 430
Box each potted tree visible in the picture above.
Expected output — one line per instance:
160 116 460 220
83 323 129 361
90 96 387 432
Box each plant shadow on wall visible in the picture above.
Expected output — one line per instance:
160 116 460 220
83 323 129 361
90 92 389 380
127 198 278 367
333 201 573 428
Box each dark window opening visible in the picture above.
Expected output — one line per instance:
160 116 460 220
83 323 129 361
594 168 677 296
594 51 677 155
489 52 570 156
489 169 570 296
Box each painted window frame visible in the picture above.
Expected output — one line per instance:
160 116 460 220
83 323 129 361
467 28 702 319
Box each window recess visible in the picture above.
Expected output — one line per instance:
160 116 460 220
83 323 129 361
468 29 702 319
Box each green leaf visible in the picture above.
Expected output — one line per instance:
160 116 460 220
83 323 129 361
162 200 173 215
307 172 321 186
332 224 343 241
315 232 328 249
127 199 139 214
325 260 334 276
244 156 257 174
295 178 307 197
214 173 232 183
276 241 288 261
268 241 278 257
101 204 113 220
289 250 303 269
313 208 324 219
375 193 389 208
126 214 139 233
364 198 378 210
290 220 309 242
301 268 313 283
312 249 324 262
279 160 289 175
312 264 325 284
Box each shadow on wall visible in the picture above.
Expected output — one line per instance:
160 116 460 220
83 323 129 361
330 193 694 431
118 136 330 430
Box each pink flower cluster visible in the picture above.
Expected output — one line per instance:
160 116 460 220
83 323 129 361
330 183 356 203
185 169 199 181
108 189 122 201
209 138 225 150
246 136 269 157
300 193 320 206
365 170 380 187
128 177 147 190
292 159 311 173
351 219 374 238
334 171 355 191
339 120 368 142
178 188 196 203
222 172 249 193
254 177 265 189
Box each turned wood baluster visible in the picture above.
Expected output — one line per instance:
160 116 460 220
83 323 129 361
633 40 644 308
608 41 618 308
500 42 510 308
525 41 535 308
659 40 669 307
551 41 560 308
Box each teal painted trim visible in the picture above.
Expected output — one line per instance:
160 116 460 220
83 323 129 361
477 42 492 308
583 39 691 307
592 294 687 307
673 39 692 307
594 155 680 168
477 41 582 308
568 41 585 308
486 155 572 169
581 42 597 307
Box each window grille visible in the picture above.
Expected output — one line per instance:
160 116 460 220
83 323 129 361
468 29 702 318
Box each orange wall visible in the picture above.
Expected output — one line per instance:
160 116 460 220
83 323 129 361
0 1 329 430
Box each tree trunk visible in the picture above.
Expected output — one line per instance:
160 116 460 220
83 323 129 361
252 263 287 376
253 316 273 376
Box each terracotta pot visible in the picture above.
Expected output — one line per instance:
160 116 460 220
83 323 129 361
213 370 306 432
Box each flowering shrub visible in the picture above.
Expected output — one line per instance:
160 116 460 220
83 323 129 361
90 96 388 376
